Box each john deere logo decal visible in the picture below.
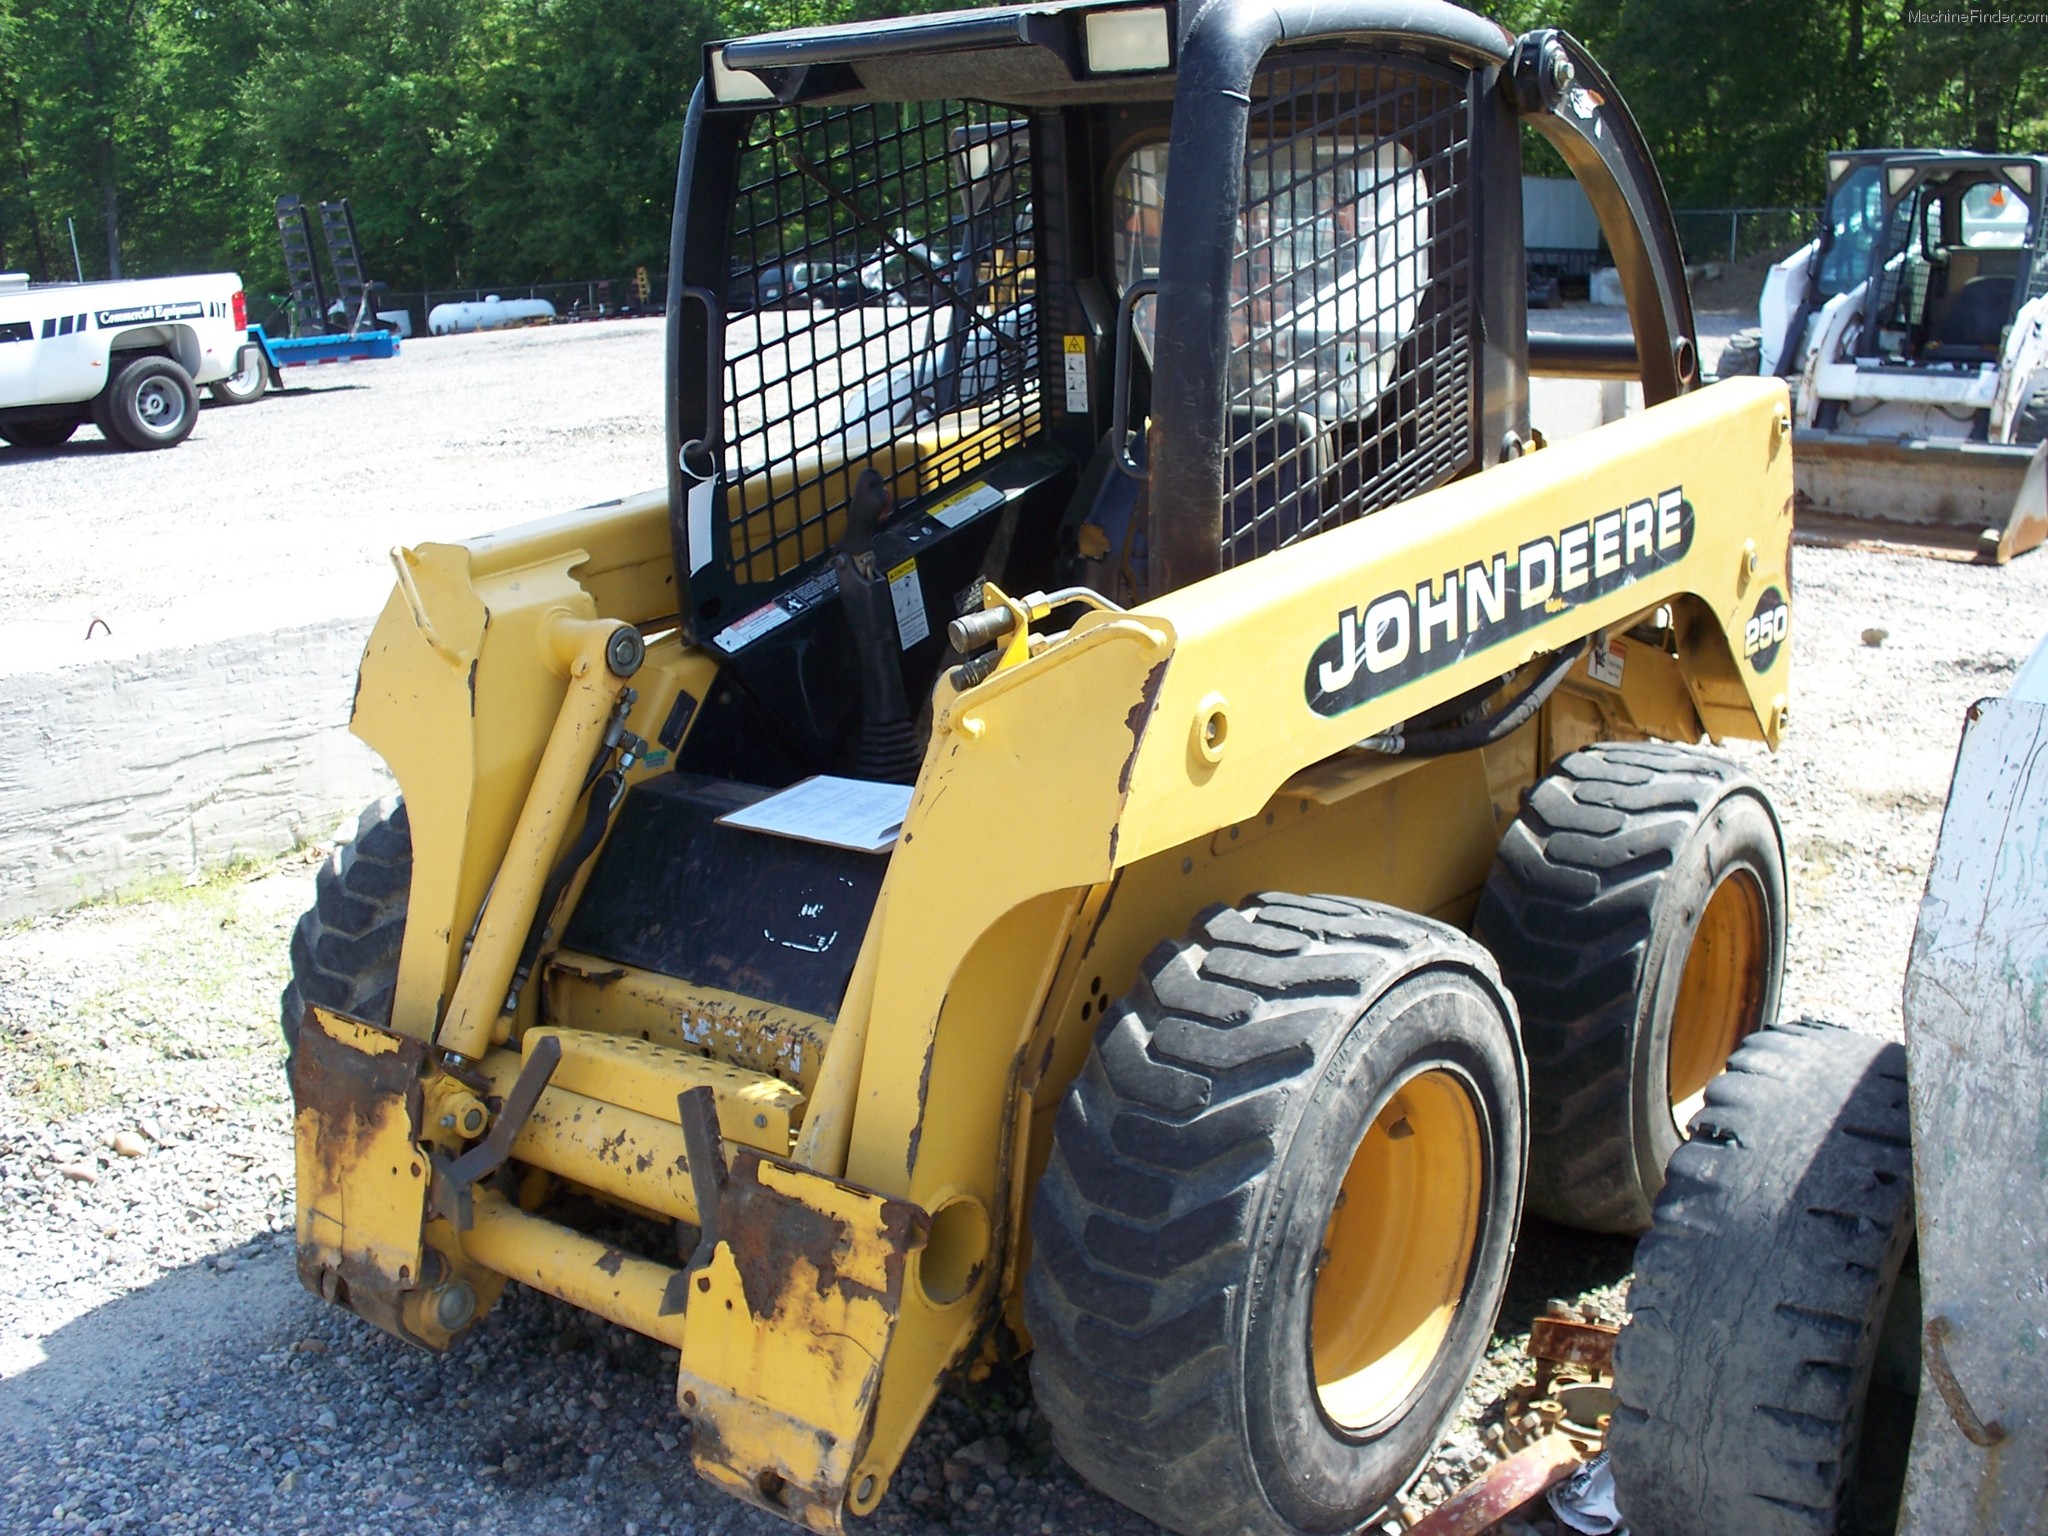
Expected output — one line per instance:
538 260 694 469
1306 487 1695 716
1744 586 1788 672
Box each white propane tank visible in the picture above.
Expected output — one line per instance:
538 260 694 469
427 295 556 335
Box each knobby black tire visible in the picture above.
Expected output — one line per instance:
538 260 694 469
1025 894 1526 1536
1610 1018 1917 1536
281 797 412 1060
1474 741 1786 1233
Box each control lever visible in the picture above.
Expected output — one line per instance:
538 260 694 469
832 469 923 783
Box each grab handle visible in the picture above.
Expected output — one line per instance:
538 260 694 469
1111 278 1157 482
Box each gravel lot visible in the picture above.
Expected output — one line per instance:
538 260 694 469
5 306 2047 1536
0 320 665 670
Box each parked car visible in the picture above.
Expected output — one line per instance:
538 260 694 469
731 259 866 310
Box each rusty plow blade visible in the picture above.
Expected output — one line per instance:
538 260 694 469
1792 431 2048 565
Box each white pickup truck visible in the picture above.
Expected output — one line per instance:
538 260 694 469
0 270 264 451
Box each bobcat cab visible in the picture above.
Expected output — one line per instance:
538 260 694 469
285 2 1796 1533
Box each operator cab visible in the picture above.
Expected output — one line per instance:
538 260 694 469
1820 150 2046 369
655 0 1698 798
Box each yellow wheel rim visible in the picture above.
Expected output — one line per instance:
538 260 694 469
1311 1069 1482 1432
1667 869 1769 1123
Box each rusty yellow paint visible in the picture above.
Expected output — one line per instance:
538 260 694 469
524 1027 805 1149
350 488 705 1046
308 375 1792 1526
462 1191 691 1348
544 953 833 1094
291 1006 430 1307
676 1152 928 1533
476 1066 702 1224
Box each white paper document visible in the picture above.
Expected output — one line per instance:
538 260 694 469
717 775 915 854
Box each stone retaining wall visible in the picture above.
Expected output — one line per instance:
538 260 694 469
0 617 392 923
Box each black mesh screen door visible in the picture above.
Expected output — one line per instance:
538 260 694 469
1222 52 1476 568
706 100 1041 601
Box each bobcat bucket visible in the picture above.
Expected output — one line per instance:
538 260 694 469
1792 430 2048 565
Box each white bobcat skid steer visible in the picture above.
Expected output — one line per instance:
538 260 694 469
1721 149 2048 563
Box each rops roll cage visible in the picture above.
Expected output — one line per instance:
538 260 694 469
665 0 1699 638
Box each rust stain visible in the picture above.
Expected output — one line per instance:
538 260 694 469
290 1013 433 1349
1405 1438 1586 1535
721 1150 927 1320
292 1014 426 1217
902 1012 942 1178
1116 658 1170 798
1528 1316 1618 1374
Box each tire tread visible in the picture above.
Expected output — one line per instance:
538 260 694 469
1474 742 1777 1231
280 797 412 1056
1025 895 1510 1536
1609 1019 1915 1536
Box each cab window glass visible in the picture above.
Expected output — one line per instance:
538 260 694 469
1960 181 2030 248
1112 144 1167 360
1816 164 1884 299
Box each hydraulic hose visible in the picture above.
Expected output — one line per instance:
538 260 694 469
1357 640 1588 758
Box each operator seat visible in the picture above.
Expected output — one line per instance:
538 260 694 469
1923 276 2014 361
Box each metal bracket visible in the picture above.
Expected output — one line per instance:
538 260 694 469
429 1034 561 1231
677 1085 729 1272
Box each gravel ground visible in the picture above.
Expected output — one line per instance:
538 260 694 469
6 305 2047 1536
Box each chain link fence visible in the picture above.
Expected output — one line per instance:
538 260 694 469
1671 207 1819 266
375 274 667 337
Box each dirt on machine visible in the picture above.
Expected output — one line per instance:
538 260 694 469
1718 148 2048 564
281 3 1802 1533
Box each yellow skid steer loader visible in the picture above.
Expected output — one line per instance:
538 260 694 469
285 3 1798 1532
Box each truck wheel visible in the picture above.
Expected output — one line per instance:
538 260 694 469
1025 895 1525 1536
1609 1019 1917 1536
104 354 198 449
0 412 80 448
1473 742 1785 1233
209 343 268 405
1715 331 1763 379
281 798 412 1062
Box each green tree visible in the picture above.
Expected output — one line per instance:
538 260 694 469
460 0 717 284
238 0 480 292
